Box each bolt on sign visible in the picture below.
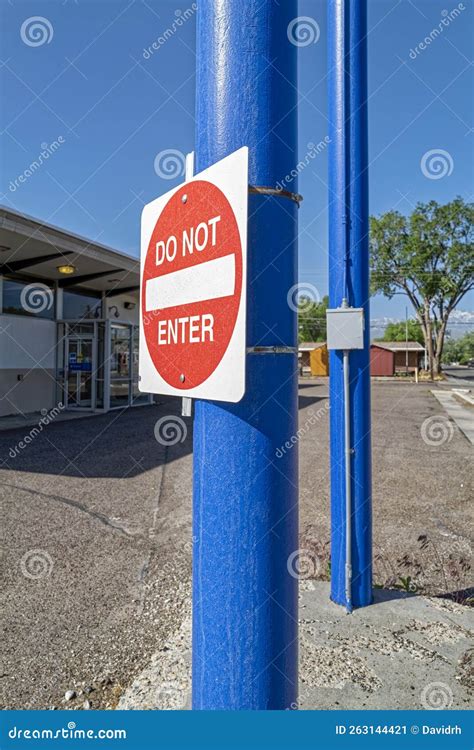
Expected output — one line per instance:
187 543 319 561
139 147 248 402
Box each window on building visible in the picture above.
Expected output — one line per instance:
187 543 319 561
110 380 131 407
1 277 55 320
63 289 101 320
110 324 131 378
108 324 149 408
132 325 148 404
109 324 131 407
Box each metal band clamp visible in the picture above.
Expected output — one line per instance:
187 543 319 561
248 185 303 206
247 346 298 354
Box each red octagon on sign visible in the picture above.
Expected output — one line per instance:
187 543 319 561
141 180 243 390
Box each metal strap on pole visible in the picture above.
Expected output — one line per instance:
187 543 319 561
248 185 303 205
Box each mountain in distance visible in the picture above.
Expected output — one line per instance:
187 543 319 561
370 309 474 341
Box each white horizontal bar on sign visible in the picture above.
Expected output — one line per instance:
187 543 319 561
145 254 236 312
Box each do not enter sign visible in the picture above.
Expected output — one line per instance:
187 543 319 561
143 181 242 388
139 147 248 402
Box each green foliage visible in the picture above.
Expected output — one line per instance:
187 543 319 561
298 295 329 343
370 197 474 304
442 331 474 365
397 575 418 594
370 197 474 373
377 320 424 345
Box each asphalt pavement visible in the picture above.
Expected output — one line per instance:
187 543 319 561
443 366 474 386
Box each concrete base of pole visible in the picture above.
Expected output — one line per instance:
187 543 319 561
119 582 472 711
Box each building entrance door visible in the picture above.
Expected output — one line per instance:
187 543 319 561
65 336 95 409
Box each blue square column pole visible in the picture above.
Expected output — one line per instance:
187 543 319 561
192 0 299 709
328 0 373 609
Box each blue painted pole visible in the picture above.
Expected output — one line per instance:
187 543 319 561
192 0 299 709
328 0 372 608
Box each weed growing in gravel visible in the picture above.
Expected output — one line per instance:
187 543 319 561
299 526 471 604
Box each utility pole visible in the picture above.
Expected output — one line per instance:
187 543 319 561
327 0 372 609
193 0 299 709
405 306 409 374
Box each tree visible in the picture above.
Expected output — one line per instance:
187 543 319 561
377 319 424 345
442 331 474 365
370 198 474 377
298 295 328 343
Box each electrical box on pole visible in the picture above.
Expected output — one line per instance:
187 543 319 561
326 308 365 351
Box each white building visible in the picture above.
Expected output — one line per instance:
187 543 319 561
0 206 152 419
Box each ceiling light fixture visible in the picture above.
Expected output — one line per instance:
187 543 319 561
57 264 76 275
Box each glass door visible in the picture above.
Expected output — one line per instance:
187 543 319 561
109 324 131 407
66 336 95 409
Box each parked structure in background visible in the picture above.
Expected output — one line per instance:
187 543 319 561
300 341 426 379
298 342 329 376
370 341 425 378
0 207 152 419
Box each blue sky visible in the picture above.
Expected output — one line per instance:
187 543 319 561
1 0 473 322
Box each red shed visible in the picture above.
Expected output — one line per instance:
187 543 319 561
370 344 395 376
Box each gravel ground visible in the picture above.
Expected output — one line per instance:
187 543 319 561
0 381 472 709
299 379 472 597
